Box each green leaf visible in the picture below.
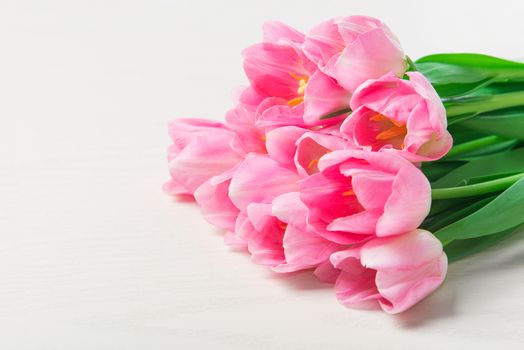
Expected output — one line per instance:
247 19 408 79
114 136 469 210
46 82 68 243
423 196 495 232
416 53 524 86
432 146 524 188
432 78 495 98
421 161 465 182
459 108 524 140
435 177 524 242
444 226 522 263
446 139 519 161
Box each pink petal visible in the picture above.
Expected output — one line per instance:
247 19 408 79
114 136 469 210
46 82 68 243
327 208 383 234
225 105 267 154
246 203 286 267
302 18 345 75
168 133 243 194
243 43 312 100
295 131 348 177
194 171 239 232
271 192 308 228
360 229 444 270
376 164 431 237
273 224 341 273
255 97 308 129
263 21 305 44
333 256 381 306
314 260 340 284
377 254 448 314
335 28 405 93
303 70 351 126
229 154 300 212
265 126 307 167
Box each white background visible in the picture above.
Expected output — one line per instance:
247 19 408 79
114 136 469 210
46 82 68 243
3 0 524 349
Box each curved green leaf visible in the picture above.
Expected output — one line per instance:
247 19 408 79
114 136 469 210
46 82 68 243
435 177 524 242
445 226 522 263
432 147 524 188
460 109 524 140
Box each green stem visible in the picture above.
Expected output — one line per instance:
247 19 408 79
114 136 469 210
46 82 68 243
431 173 524 200
443 135 506 159
446 90 524 118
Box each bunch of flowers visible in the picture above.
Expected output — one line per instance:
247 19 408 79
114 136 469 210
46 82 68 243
165 16 524 313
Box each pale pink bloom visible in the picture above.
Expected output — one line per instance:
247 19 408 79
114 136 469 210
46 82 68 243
164 118 244 195
228 153 300 213
329 229 448 313
262 20 305 50
299 149 431 244
225 105 267 154
271 192 343 272
294 131 349 177
228 192 343 271
341 72 453 162
303 16 406 93
241 22 353 127
193 166 240 232
238 203 287 267
265 126 308 168
264 126 350 175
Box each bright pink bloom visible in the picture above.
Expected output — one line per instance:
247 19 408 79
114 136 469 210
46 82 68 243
164 118 244 195
225 151 343 271
299 149 431 244
241 22 353 127
229 191 343 271
271 192 343 272
294 131 349 177
341 72 453 162
329 229 448 313
264 126 349 173
303 16 406 93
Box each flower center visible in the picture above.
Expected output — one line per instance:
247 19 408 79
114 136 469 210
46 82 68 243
370 113 407 149
307 158 319 169
342 189 355 197
287 72 309 107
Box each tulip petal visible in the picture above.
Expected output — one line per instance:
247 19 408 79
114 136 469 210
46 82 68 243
229 154 300 212
335 28 405 93
360 229 444 270
303 70 351 126
377 254 448 314
194 170 239 232
265 126 307 167
295 132 348 177
376 165 431 236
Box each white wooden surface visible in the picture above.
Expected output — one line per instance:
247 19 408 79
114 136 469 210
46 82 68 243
3 1 524 349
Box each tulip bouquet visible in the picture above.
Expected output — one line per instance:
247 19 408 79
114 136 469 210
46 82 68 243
165 16 524 313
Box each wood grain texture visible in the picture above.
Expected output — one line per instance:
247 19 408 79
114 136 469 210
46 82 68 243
2 1 524 349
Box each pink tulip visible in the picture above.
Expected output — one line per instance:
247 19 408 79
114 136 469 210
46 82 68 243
271 192 343 272
264 126 349 173
193 166 240 232
228 191 343 271
328 229 448 313
341 72 453 162
164 118 244 195
228 153 300 213
303 16 406 93
299 149 431 244
225 105 267 154
294 131 349 177
241 22 354 127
